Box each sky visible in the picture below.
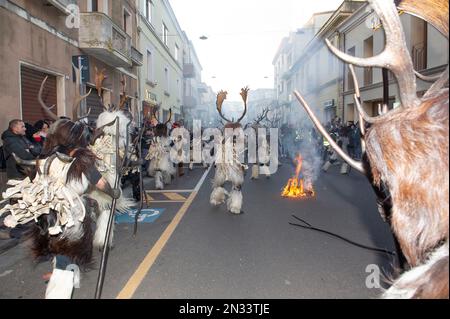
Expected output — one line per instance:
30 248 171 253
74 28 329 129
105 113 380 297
169 0 344 101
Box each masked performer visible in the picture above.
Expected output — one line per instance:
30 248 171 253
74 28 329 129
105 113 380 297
210 88 249 214
0 119 120 299
146 108 176 190
88 71 135 249
249 108 271 180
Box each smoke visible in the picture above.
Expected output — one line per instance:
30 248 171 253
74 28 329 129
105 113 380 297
283 104 323 186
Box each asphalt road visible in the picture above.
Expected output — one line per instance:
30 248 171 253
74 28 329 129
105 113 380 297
0 161 396 299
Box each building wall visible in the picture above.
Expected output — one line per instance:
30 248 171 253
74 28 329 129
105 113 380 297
138 0 184 121
339 5 449 123
0 0 81 131
0 0 141 132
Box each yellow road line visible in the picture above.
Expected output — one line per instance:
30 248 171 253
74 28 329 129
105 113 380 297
116 166 211 299
144 193 155 201
146 189 193 193
145 200 185 203
163 192 186 201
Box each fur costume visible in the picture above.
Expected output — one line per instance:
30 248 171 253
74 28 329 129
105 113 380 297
295 0 449 298
145 136 175 189
0 145 97 299
210 88 249 214
89 110 135 248
145 110 175 190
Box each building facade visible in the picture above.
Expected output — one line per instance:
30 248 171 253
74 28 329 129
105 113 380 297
338 2 449 123
274 0 448 128
182 37 204 128
0 0 143 130
137 0 184 123
273 0 365 128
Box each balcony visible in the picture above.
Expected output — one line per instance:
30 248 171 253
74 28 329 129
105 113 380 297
184 96 198 108
197 82 208 94
79 12 132 68
183 63 196 78
131 46 143 66
46 0 76 14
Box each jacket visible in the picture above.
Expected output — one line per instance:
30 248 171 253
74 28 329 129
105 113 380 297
1 129 40 180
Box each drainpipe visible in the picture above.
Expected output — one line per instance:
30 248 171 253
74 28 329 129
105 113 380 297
341 31 346 122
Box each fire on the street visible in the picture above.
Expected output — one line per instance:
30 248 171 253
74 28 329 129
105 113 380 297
281 154 315 198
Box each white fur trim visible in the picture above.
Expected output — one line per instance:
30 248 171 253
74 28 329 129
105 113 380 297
210 187 228 206
155 171 164 190
93 209 113 249
251 165 259 179
227 189 242 214
382 241 449 299
45 269 74 299
96 110 131 149
228 166 244 186
260 165 271 176
213 166 227 188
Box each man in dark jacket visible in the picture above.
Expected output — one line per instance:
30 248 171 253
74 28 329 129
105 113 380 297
1 119 41 180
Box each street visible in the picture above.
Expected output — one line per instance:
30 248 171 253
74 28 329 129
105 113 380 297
0 161 396 299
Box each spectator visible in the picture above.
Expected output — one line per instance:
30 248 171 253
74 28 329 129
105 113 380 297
1 119 40 240
33 120 50 145
2 119 41 180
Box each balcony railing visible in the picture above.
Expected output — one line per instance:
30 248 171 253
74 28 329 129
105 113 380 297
79 12 132 68
131 46 143 66
46 0 76 15
183 63 196 78
197 83 208 93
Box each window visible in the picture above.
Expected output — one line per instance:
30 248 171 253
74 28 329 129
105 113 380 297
164 67 169 93
88 0 109 14
147 51 153 82
145 0 152 23
411 16 427 71
175 44 179 61
163 23 169 46
88 0 98 12
123 8 131 36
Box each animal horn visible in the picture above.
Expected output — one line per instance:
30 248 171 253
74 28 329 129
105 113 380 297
293 90 366 174
325 0 421 109
12 153 36 166
38 76 58 121
236 86 249 123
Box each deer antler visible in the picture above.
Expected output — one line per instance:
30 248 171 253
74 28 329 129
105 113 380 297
216 90 233 123
95 67 109 111
165 108 172 125
38 76 58 121
236 86 249 123
396 0 448 38
254 108 270 125
72 63 92 120
325 0 420 109
294 90 366 174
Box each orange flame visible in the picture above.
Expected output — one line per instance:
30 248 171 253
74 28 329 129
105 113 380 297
281 154 315 198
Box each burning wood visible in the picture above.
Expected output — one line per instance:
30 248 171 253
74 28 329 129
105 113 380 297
281 154 315 198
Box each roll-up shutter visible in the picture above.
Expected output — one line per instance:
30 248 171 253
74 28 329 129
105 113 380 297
21 66 57 124
86 88 104 126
